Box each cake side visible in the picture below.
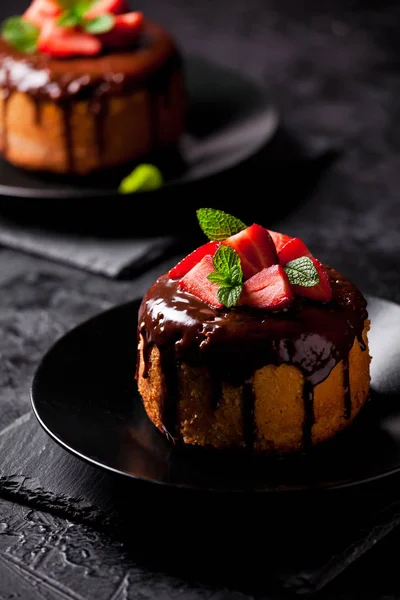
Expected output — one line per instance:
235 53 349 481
138 322 370 453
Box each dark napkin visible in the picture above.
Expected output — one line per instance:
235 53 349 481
1 411 400 596
0 214 176 278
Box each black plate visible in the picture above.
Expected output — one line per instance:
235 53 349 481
0 56 278 200
31 294 400 493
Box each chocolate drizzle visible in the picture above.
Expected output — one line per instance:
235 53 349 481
0 21 182 172
343 357 351 420
302 381 316 451
138 266 368 451
242 379 256 450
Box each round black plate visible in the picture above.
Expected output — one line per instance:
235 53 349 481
0 56 278 200
31 294 400 493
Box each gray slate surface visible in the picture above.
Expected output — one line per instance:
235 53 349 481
1 0 400 598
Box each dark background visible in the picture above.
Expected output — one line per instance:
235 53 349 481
1 0 400 598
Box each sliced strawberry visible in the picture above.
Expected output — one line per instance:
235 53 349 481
99 12 144 49
38 20 102 57
169 241 220 280
267 229 293 253
24 0 61 28
85 0 129 20
278 237 312 266
239 265 293 310
291 258 332 303
178 255 222 309
223 224 278 280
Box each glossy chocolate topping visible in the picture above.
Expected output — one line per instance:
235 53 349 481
0 20 181 169
138 267 368 449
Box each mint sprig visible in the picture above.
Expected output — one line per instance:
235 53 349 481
284 257 319 287
57 0 115 34
197 208 247 241
207 246 243 308
119 164 164 194
2 17 39 54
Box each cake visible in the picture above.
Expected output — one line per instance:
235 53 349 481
136 209 371 454
0 0 185 175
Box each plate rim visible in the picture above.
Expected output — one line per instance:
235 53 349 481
30 293 399 494
0 55 279 201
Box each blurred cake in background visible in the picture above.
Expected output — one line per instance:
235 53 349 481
0 0 186 175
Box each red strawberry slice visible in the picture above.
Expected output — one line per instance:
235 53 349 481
169 241 220 280
223 224 278 280
278 237 312 266
85 0 129 20
291 258 332 303
99 12 144 49
267 229 292 253
178 255 222 309
239 265 293 310
38 20 102 57
24 0 61 28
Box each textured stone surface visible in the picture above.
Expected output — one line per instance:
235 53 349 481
0 0 400 598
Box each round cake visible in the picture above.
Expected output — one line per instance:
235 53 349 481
136 209 371 454
0 0 185 174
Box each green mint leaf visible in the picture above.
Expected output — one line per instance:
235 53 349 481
196 208 247 241
57 10 81 27
56 0 95 10
207 246 243 308
2 17 39 54
119 164 164 194
84 13 115 34
217 285 243 308
284 256 320 287
207 272 227 286
213 245 241 279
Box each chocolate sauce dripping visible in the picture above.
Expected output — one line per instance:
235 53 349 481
357 334 367 352
32 97 43 126
343 357 352 419
210 372 222 411
1 87 10 154
302 381 316 451
62 102 74 173
89 92 109 160
159 347 180 439
242 379 256 450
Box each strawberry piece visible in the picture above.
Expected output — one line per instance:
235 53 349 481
169 241 220 280
267 229 293 253
278 237 312 266
291 258 332 303
223 224 278 280
38 20 102 57
178 255 222 309
85 0 129 20
99 12 144 49
239 265 293 310
24 0 61 28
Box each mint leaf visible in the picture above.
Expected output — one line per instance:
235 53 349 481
207 272 227 286
84 13 115 34
217 286 242 308
58 10 81 27
197 208 247 241
207 246 243 308
119 164 164 194
56 0 95 10
2 17 39 54
284 256 319 287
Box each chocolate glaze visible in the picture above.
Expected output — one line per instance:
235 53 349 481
343 357 351 420
0 20 181 170
138 267 368 450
